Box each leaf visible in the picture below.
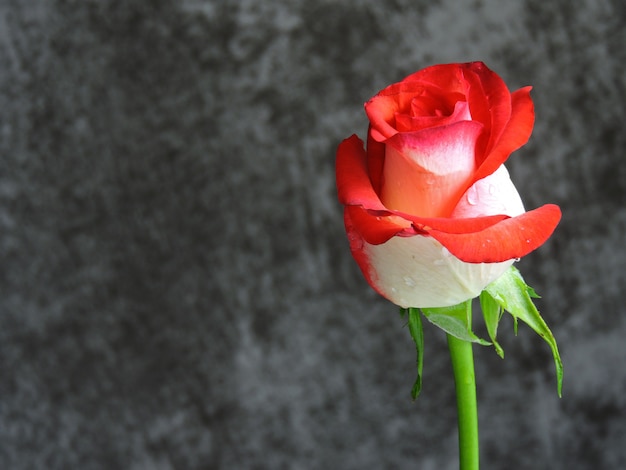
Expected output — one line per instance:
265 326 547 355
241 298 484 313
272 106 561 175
484 266 563 396
421 301 491 345
479 290 505 358
407 308 424 400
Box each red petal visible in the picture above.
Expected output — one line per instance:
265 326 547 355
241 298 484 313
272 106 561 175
462 62 513 160
366 129 386 195
403 213 509 234
365 82 429 141
365 64 468 142
426 204 561 263
348 203 510 246
345 206 414 245
335 135 387 211
396 63 467 94
474 87 535 181
342 209 377 292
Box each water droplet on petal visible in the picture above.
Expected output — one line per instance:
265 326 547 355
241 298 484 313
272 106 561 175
466 186 479 205
403 276 416 287
433 259 446 266
526 239 531 243
441 247 451 257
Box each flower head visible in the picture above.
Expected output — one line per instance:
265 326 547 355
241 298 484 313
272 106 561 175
336 62 560 308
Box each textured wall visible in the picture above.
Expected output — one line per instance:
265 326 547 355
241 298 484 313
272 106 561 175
1 0 625 468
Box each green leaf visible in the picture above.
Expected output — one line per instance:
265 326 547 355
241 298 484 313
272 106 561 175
526 284 541 299
421 301 490 346
407 308 424 400
479 290 505 358
484 266 563 397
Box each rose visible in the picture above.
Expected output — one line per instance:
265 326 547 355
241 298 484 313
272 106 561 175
336 62 561 308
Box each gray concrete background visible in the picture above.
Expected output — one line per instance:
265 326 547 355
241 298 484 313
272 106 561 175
1 0 625 468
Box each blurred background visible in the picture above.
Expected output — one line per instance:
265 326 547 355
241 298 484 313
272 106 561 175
1 0 625 468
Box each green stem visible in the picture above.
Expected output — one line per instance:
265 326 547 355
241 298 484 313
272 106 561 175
447 333 480 470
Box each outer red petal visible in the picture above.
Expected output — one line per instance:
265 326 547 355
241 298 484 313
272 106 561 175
366 129 386 195
345 205 414 245
342 209 382 298
461 62 513 161
346 203 510 246
336 135 387 211
427 204 561 263
402 213 509 234
474 87 535 181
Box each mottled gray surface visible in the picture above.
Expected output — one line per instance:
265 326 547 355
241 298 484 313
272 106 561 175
1 0 625 469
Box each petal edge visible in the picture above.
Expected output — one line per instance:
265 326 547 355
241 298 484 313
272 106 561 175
427 204 561 263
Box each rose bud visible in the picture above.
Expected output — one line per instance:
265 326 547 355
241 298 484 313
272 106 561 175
336 62 560 308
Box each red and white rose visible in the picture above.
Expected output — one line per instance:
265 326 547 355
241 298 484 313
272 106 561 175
336 62 560 308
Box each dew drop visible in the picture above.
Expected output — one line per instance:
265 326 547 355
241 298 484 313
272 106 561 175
466 186 479 205
433 259 446 266
525 239 531 243
403 276 416 287
441 247 451 257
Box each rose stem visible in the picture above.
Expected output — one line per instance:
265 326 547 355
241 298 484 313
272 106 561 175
447 332 480 470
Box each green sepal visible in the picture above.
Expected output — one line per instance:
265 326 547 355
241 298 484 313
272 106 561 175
484 266 563 397
406 308 424 400
479 291 505 358
421 300 491 346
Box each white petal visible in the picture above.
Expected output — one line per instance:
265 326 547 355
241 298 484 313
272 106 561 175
364 235 514 308
451 164 525 219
